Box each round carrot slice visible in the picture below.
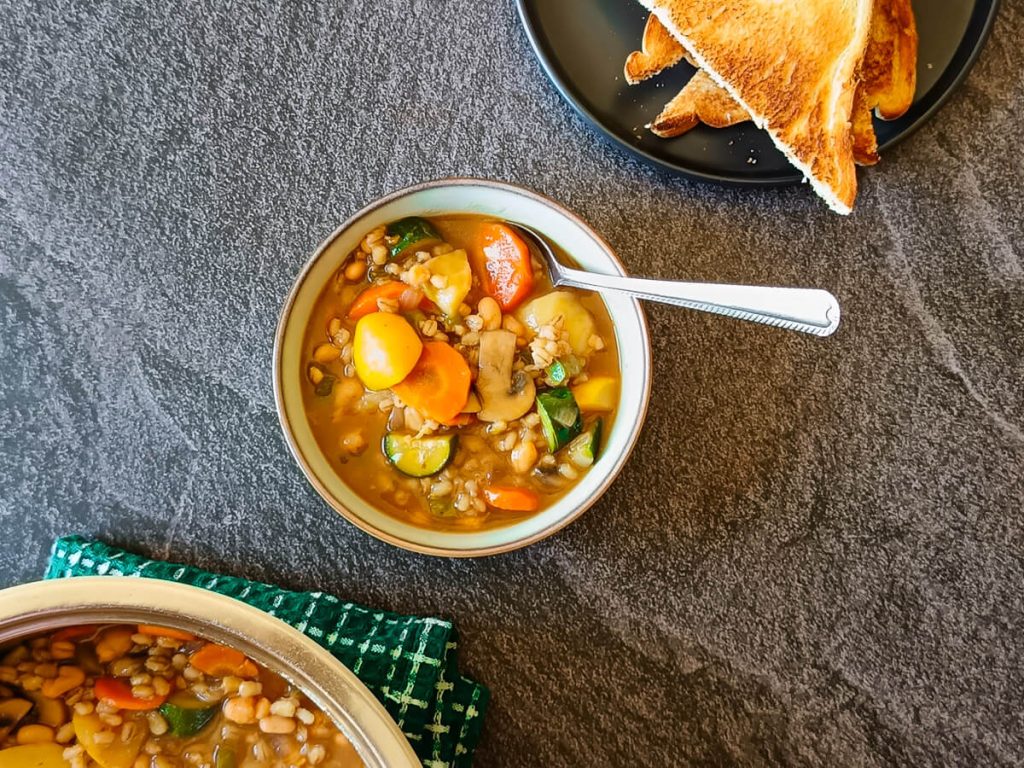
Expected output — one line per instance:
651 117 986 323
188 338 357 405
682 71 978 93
482 485 540 512
347 282 432 320
472 222 535 311
95 677 169 710
189 643 259 678
391 342 472 424
51 625 95 642
137 624 195 641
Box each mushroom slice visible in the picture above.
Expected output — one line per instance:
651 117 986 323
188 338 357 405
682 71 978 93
476 329 536 423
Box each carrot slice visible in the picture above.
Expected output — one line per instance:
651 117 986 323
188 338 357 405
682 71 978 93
189 643 258 678
347 282 431 320
137 624 195 642
482 485 541 512
391 342 472 423
347 282 407 320
51 626 95 643
472 223 535 311
95 677 169 710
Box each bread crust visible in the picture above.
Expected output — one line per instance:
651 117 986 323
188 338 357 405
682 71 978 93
862 0 918 120
852 0 918 164
651 70 748 138
624 13 687 84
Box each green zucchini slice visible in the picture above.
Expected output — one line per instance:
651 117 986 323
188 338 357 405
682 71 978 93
567 418 603 468
545 361 568 385
383 433 457 478
536 388 582 452
215 746 237 768
159 693 218 737
428 497 458 518
386 217 442 259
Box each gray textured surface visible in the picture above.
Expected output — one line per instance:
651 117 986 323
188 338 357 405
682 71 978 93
1 1 1023 766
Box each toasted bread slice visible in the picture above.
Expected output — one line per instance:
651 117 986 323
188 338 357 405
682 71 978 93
638 0 874 214
862 0 918 119
852 0 918 164
624 13 686 84
851 88 880 165
654 70 882 165
632 2 915 166
650 70 749 137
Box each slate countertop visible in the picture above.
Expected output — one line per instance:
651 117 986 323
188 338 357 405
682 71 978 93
2 2 1022 766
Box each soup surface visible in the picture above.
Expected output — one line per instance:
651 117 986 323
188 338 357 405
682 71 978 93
0 624 362 768
301 215 620 531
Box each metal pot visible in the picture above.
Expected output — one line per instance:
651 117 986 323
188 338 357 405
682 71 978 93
0 578 419 768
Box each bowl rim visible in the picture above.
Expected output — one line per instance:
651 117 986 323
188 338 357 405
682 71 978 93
273 177 652 557
0 577 420 768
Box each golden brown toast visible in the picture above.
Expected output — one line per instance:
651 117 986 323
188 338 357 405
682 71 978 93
650 70 749 137
637 2 916 167
653 71 884 166
861 0 918 119
851 0 918 164
629 3 916 170
624 13 687 84
851 89 881 165
637 0 875 213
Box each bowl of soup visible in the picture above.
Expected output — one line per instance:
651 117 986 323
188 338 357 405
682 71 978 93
274 179 651 556
0 578 420 768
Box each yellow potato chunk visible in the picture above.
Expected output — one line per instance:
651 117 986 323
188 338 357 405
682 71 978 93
72 713 145 768
517 291 596 358
352 313 423 391
0 742 68 768
422 250 472 317
572 377 618 412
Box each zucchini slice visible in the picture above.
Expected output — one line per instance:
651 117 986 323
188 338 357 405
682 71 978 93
215 747 238 768
567 418 603 468
428 497 458 518
308 364 335 397
159 693 218 738
383 433 457 478
544 361 568 385
386 217 442 259
536 388 582 452
544 357 583 387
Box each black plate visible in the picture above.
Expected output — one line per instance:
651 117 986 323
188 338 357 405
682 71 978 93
516 0 1001 185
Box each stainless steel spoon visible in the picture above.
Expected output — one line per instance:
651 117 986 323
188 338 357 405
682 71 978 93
512 224 841 337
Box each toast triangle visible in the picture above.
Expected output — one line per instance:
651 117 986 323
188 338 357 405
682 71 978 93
637 0 874 214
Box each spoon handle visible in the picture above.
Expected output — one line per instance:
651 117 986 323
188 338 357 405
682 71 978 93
556 269 841 337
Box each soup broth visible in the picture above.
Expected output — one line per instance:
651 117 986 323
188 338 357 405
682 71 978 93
301 215 620 531
0 624 362 768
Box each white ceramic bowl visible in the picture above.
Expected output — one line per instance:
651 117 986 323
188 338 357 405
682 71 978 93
274 179 651 556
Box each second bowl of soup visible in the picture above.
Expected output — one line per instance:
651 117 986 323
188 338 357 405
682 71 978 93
275 179 651 556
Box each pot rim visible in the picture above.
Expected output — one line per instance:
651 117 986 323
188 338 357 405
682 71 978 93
0 578 420 768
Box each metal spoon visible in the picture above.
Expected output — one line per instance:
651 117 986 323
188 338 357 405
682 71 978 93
512 224 841 337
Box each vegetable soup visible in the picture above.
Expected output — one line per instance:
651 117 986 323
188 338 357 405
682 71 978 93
302 216 620 531
0 625 361 768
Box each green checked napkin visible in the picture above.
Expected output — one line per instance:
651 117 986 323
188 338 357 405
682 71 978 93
44 537 488 768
